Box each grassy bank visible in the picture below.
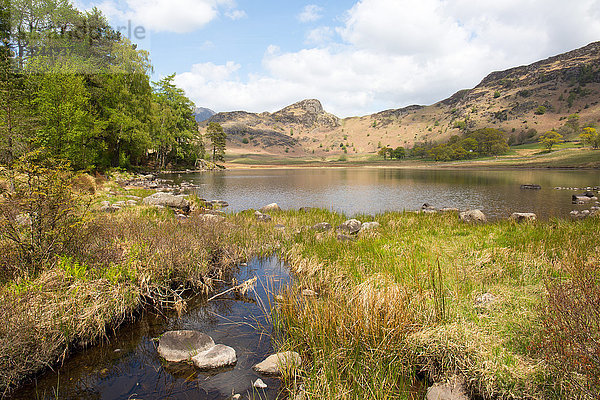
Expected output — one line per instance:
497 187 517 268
1 166 598 399
224 148 600 169
226 209 599 399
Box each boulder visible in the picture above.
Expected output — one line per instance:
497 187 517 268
509 212 537 222
459 209 486 223
583 191 596 198
426 379 469 400
143 192 190 211
253 351 302 375
421 203 435 210
520 184 541 190
337 219 362 235
360 221 380 232
191 344 236 369
260 203 281 212
336 233 354 242
157 330 214 362
312 222 331 232
572 195 593 204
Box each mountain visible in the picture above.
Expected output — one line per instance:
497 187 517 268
201 42 600 157
193 107 216 123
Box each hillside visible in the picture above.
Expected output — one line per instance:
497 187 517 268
201 42 600 158
193 107 216 123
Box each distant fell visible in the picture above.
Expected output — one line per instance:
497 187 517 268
193 107 216 123
201 42 600 158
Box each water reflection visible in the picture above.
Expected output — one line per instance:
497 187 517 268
10 257 289 400
163 168 600 219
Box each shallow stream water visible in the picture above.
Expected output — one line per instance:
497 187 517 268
10 257 289 400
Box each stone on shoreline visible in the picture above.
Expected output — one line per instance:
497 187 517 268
359 221 380 232
509 212 537 222
337 219 362 235
312 222 331 232
191 344 237 369
157 330 214 362
459 209 486 223
253 351 302 375
255 211 272 221
253 378 268 389
143 192 190 212
260 203 281 212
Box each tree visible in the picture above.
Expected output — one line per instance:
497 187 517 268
392 146 405 159
580 127 599 149
539 130 564 151
206 122 226 162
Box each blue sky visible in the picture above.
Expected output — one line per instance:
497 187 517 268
80 0 600 117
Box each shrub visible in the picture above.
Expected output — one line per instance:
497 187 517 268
535 106 546 115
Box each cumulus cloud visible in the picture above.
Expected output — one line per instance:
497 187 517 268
94 0 244 33
176 0 600 117
298 5 324 23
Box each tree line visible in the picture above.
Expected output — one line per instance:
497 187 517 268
379 128 510 161
0 0 225 171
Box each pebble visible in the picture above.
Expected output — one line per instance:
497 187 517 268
253 378 267 389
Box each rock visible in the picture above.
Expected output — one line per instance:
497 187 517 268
157 330 214 362
113 200 126 207
583 191 596 198
126 195 142 200
301 289 318 297
191 344 236 369
143 174 155 180
207 200 229 208
255 211 272 222
360 221 380 232
274 224 286 231
143 192 190 212
299 207 313 212
459 209 486 223
253 351 302 375
232 395 241 400
572 195 593 204
420 209 437 214
520 184 541 190
126 200 137 206
509 212 537 222
312 222 331 232
253 378 268 389
475 293 496 308
426 379 469 400
421 203 435 210
100 204 119 213
336 233 354 242
337 219 362 235
260 203 281 213
198 214 225 223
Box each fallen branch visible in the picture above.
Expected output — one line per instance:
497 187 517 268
207 277 257 302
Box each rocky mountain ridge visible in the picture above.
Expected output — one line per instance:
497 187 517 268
201 41 600 157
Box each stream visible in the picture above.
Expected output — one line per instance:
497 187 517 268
10 257 290 400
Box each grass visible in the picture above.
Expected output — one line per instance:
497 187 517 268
222 209 600 399
1 167 599 399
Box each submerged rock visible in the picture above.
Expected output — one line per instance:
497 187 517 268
253 351 302 375
260 203 281 212
191 344 236 369
520 184 541 190
509 212 537 222
459 209 486 223
337 219 362 235
157 330 214 362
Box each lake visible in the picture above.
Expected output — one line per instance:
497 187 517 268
163 167 600 219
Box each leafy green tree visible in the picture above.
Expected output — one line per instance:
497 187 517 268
151 74 200 168
206 122 226 162
468 128 509 156
392 146 405 159
539 130 564 151
579 127 599 149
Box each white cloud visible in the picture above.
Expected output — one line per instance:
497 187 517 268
226 9 247 20
93 0 245 33
298 5 323 23
176 0 600 117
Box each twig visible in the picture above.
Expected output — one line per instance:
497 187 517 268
207 277 257 302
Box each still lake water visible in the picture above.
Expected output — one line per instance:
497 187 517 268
164 167 600 219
